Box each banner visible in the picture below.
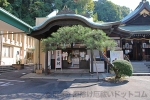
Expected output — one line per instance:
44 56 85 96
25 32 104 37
55 50 62 68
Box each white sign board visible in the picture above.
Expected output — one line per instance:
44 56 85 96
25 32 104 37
55 50 62 69
110 51 123 63
48 51 51 69
93 61 105 72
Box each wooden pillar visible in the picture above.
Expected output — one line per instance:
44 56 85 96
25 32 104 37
27 36 29 48
45 50 48 75
32 38 34 48
26 36 29 48
142 39 145 60
120 36 122 48
30 37 32 48
91 50 93 74
29 36 31 48
39 40 40 68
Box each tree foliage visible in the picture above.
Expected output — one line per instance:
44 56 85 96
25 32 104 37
112 59 133 79
94 0 130 22
84 30 116 51
41 25 116 53
41 25 92 51
1 0 130 25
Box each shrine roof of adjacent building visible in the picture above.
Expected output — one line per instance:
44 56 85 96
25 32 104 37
121 0 150 24
0 7 33 34
118 25 150 34
116 0 150 36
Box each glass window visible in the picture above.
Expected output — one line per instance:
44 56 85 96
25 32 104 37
2 46 12 57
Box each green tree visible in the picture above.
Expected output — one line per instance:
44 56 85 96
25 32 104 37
41 25 116 79
112 59 133 79
0 0 12 12
119 6 130 18
42 25 92 51
94 0 130 22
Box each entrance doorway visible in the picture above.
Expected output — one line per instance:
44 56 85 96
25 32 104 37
62 49 89 69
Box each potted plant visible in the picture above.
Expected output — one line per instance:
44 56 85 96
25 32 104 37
12 59 24 70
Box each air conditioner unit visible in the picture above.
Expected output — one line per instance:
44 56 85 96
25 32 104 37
142 43 146 48
125 43 129 48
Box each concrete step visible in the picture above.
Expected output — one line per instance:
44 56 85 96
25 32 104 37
131 62 150 73
50 69 89 73
133 70 150 73
0 66 17 73
132 73 150 76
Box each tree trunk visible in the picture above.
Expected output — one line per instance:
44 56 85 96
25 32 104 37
99 51 114 67
112 68 121 79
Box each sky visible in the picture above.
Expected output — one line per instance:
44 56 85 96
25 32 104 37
93 0 150 10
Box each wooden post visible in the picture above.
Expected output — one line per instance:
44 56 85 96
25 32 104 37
91 50 93 74
45 49 48 75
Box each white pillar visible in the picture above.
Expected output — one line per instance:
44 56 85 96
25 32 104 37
5 31 8 42
0 31 3 65
19 34 22 44
21 34 27 64
48 51 51 69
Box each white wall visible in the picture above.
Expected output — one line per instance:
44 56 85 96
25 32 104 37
1 58 14 65
1 46 20 65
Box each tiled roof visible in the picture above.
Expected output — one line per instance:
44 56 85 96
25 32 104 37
121 1 150 24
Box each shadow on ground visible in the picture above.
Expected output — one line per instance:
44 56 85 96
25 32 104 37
98 79 129 87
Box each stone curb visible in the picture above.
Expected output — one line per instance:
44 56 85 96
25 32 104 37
132 73 150 76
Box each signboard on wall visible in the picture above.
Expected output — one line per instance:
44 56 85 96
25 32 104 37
48 51 51 69
110 51 123 63
55 50 62 69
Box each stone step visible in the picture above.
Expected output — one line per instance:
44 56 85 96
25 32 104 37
131 62 150 73
0 66 17 73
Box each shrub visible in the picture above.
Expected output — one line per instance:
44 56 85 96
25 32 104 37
112 59 133 79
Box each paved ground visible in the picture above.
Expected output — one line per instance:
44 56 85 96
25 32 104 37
0 66 150 100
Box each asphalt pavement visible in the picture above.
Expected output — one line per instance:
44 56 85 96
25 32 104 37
0 66 150 100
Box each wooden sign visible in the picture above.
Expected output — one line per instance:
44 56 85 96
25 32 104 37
55 50 62 69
